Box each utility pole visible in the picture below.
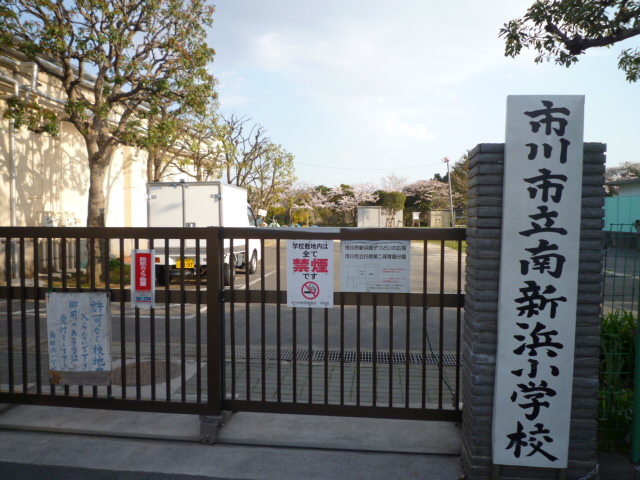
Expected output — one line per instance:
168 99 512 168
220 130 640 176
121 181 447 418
443 157 455 227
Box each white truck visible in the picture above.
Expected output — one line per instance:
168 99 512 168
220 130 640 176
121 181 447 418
146 181 260 285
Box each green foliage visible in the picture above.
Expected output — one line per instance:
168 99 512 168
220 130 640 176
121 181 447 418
1 0 218 226
433 172 448 183
378 191 406 213
501 0 640 82
3 96 59 135
108 260 131 285
598 310 637 452
450 152 469 210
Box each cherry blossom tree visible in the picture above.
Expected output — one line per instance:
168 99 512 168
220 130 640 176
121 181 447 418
605 162 640 196
404 179 451 211
330 183 378 225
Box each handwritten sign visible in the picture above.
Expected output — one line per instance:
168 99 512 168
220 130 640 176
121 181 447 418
287 240 334 308
341 240 411 292
46 292 112 385
493 95 584 468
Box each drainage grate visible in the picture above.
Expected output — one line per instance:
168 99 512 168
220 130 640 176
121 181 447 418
112 343 462 366
224 346 462 366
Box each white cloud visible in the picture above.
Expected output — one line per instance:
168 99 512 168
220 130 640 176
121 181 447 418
215 70 251 108
244 0 532 94
209 0 640 185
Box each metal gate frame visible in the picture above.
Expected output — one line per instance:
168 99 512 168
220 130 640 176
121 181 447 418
0 226 464 423
221 227 465 422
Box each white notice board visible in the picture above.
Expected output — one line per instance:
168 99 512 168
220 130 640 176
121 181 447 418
342 240 411 292
287 240 334 308
46 292 112 385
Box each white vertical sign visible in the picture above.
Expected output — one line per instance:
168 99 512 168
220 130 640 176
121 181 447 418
493 95 584 468
287 240 334 308
131 249 155 309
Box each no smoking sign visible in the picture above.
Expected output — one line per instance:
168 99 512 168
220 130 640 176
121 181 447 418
301 281 320 300
287 240 334 308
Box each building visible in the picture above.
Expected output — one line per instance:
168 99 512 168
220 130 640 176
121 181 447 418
0 48 193 229
604 178 640 230
357 206 403 228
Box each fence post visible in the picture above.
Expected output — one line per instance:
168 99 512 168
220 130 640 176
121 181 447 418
633 327 640 463
461 143 606 479
201 226 225 444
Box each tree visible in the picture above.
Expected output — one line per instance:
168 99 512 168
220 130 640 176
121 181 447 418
330 183 379 225
604 161 640 195
297 184 331 225
378 191 407 226
124 93 220 183
215 113 296 211
404 179 450 211
247 143 296 214
449 151 470 209
304 185 334 225
276 182 323 225
170 105 224 182
380 173 407 192
500 1 640 82
123 101 184 183
139 105 183 183
217 113 269 186
433 172 449 183
1 0 217 227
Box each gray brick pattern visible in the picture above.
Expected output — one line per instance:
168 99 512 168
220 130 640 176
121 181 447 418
461 143 605 479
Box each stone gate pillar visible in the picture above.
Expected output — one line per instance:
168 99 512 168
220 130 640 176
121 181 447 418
461 142 606 479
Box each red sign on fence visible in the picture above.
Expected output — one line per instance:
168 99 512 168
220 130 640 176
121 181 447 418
135 252 152 290
132 249 155 309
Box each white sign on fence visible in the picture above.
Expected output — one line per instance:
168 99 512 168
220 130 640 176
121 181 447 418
493 95 584 468
341 240 411 293
287 240 334 308
46 292 112 385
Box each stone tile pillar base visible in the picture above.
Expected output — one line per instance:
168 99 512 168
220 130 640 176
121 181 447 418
461 143 605 480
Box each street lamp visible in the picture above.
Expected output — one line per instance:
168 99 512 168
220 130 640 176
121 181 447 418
443 157 455 227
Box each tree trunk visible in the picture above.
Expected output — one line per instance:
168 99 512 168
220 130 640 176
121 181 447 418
85 137 115 284
147 152 154 183
87 153 108 227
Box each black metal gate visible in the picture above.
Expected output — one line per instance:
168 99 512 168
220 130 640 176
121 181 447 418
0 226 464 422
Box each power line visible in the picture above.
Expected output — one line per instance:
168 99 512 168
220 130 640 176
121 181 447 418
295 161 444 171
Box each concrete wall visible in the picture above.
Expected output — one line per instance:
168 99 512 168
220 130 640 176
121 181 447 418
0 52 160 228
357 206 403 228
619 182 640 197
461 143 605 479
0 116 150 227
604 195 640 230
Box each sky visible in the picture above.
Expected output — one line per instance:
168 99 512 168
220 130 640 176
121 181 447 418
207 0 640 188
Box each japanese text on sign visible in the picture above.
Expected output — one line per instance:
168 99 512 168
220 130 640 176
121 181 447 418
342 240 411 293
287 240 334 308
46 292 112 385
131 249 155 309
493 96 584 469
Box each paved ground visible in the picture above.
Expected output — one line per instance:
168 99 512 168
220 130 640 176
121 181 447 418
0 404 463 480
0 403 639 479
0 339 462 412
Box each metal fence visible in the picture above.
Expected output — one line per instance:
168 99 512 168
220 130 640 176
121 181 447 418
0 226 465 422
600 224 640 451
603 223 640 317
